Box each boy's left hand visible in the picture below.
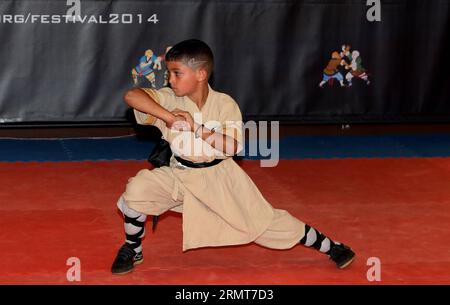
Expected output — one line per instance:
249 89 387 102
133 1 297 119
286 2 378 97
172 109 195 132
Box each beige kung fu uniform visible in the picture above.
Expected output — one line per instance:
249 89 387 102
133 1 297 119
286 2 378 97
123 85 305 251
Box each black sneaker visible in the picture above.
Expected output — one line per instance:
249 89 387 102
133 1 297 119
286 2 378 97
329 243 355 269
111 243 144 274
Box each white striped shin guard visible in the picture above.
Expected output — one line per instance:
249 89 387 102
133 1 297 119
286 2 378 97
117 196 147 253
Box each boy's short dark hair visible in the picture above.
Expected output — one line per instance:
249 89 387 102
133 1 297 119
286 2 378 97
165 39 214 77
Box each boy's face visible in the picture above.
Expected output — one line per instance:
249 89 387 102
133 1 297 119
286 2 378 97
166 60 205 96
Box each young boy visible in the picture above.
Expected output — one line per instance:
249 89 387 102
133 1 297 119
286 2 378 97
112 39 355 274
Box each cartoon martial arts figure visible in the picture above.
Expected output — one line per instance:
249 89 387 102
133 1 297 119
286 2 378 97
345 50 370 86
153 46 172 87
340 44 352 65
319 51 346 88
131 49 159 88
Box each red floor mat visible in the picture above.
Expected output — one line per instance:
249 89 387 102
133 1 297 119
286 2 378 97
1 159 450 284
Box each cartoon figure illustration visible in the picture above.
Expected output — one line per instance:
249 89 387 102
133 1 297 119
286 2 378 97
153 46 172 87
319 51 346 88
340 44 352 64
345 50 370 86
131 49 159 88
320 44 372 88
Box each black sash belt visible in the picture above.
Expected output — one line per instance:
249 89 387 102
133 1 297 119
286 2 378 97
174 156 224 168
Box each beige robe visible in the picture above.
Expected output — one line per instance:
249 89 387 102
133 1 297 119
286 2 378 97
125 86 304 251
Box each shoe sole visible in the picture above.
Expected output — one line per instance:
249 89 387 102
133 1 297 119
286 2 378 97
338 255 355 269
112 258 144 275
